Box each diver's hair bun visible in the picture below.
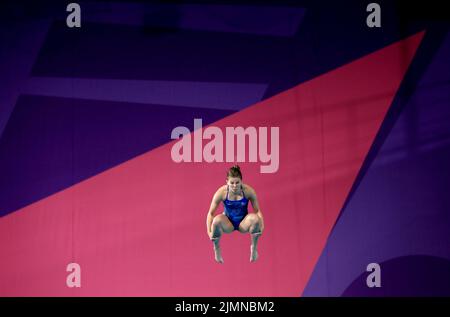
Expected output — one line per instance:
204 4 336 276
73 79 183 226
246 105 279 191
227 165 243 179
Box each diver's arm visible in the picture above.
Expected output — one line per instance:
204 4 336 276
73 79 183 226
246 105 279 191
206 189 223 238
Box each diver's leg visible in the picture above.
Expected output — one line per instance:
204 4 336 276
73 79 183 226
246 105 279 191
210 214 234 263
238 213 262 262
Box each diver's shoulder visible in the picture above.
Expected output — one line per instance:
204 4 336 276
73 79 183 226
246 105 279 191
215 185 227 199
243 184 256 196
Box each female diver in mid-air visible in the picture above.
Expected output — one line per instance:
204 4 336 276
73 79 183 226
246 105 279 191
206 165 265 264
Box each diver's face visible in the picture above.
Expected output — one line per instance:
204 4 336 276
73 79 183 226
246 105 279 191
227 177 242 193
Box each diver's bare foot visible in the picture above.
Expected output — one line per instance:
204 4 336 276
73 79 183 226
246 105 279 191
214 246 224 264
250 245 259 262
211 238 224 264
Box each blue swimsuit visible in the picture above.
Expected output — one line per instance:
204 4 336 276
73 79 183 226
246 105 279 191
223 186 249 230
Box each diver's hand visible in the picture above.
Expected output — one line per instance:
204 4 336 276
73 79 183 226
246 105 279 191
208 231 218 240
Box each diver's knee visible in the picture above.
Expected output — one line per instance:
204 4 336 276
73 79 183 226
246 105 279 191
247 213 259 223
248 214 260 225
212 214 226 226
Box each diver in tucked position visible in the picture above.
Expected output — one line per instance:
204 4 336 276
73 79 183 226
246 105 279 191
206 165 265 263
